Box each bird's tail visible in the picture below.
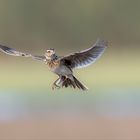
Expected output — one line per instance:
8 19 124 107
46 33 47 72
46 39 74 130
61 75 88 91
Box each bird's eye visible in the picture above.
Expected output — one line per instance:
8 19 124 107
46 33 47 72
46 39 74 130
47 50 51 53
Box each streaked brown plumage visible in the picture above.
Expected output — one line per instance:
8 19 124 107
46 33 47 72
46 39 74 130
0 39 108 90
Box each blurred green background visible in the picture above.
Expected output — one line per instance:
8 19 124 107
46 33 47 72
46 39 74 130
0 0 140 139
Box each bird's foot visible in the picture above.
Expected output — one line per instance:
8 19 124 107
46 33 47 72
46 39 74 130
52 83 61 90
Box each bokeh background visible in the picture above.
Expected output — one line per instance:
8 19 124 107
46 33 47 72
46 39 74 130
0 0 140 139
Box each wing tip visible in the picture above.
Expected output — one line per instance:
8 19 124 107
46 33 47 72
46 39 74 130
0 44 31 57
95 39 108 47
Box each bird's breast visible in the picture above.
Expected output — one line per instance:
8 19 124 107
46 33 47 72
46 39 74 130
46 60 72 75
47 60 60 72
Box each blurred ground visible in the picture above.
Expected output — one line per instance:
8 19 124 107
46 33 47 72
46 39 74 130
1 117 140 140
0 89 140 140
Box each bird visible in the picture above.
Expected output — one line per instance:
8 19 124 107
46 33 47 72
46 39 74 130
0 39 108 90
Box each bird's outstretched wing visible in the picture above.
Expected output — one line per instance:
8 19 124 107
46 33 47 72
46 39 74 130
60 39 108 69
31 55 46 62
0 44 31 57
0 44 46 62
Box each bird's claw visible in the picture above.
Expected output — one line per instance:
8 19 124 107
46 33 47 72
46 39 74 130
52 83 60 90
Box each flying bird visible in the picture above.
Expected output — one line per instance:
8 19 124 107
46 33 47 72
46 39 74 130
0 39 108 90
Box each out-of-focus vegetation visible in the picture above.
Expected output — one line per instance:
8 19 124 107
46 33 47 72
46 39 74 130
0 0 140 49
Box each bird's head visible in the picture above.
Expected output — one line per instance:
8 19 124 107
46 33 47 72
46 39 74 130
45 48 56 60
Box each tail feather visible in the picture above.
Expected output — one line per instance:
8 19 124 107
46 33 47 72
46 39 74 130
71 80 76 89
61 76 88 91
73 76 88 90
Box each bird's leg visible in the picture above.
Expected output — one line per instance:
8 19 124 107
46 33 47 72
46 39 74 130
61 75 68 88
62 75 68 81
58 76 66 88
52 78 61 90
52 76 68 90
